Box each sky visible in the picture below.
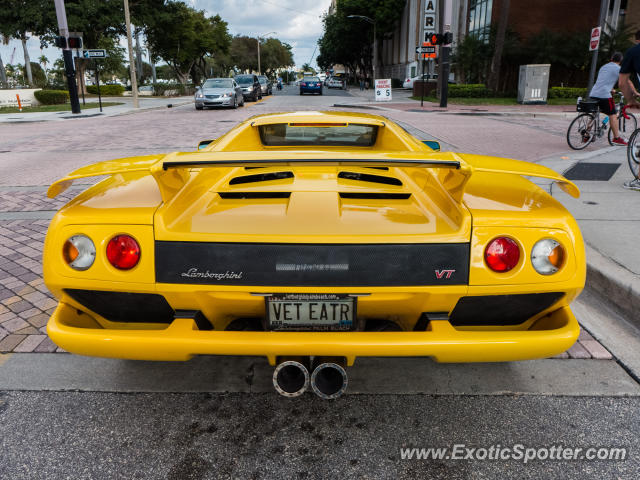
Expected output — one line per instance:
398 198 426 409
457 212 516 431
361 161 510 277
0 0 332 72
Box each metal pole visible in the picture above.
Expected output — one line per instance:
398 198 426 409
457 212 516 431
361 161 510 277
95 62 102 112
421 56 425 107
439 0 453 108
587 0 609 94
257 38 261 74
53 0 80 113
123 0 139 108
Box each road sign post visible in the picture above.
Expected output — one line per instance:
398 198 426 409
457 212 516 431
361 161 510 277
587 0 608 93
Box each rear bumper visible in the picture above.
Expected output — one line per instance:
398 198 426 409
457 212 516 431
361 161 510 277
47 301 579 365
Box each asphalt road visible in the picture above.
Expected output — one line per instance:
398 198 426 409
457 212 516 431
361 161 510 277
0 392 637 479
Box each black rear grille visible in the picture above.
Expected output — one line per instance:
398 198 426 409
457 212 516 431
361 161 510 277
339 192 411 199
64 289 174 323
155 242 470 286
229 171 293 185
338 171 402 186
218 192 291 199
449 293 564 326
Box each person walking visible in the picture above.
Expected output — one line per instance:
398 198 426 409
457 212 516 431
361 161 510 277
590 51 627 146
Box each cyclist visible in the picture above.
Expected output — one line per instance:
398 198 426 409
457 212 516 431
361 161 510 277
619 30 640 188
590 52 627 145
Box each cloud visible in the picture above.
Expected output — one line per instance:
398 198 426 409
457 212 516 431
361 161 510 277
195 0 331 68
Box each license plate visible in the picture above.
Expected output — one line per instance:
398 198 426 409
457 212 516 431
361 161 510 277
266 294 356 331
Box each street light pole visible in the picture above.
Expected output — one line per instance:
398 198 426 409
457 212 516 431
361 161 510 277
257 32 275 74
587 0 609 94
123 0 139 108
53 0 80 113
347 16 376 81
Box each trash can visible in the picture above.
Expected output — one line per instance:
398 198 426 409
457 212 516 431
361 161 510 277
517 64 551 104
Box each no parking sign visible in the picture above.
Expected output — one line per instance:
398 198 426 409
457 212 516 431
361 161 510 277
375 79 392 102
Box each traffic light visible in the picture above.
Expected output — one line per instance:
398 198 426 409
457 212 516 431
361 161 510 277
54 36 82 49
426 33 453 45
67 36 82 49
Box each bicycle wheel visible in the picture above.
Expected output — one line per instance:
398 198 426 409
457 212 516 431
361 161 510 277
567 113 596 150
608 110 638 145
627 129 640 179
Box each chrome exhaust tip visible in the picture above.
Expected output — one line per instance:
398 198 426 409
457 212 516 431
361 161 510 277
272 357 310 397
310 357 348 400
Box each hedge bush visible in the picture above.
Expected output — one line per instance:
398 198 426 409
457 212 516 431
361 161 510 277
548 86 588 99
152 83 196 96
448 84 492 98
34 90 69 105
87 84 125 96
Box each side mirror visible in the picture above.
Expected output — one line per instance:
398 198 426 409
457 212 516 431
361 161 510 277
197 139 215 151
422 140 440 151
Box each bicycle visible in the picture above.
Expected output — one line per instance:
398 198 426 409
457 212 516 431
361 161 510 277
607 92 637 145
566 99 606 150
566 94 637 150
626 128 640 181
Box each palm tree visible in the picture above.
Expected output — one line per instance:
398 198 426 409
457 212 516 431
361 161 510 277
39 54 49 81
0 35 9 88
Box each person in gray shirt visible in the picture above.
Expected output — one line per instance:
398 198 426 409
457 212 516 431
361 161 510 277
590 52 627 145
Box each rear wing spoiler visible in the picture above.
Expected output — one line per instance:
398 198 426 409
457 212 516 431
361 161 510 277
47 152 579 203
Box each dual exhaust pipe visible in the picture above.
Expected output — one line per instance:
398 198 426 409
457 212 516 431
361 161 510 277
272 356 348 399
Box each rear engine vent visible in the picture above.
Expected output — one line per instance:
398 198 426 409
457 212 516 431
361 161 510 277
338 171 402 186
218 192 291 199
64 289 174 324
229 171 294 185
365 167 389 171
339 192 411 200
449 292 564 326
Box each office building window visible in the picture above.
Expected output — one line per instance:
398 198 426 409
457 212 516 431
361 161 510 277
468 0 493 42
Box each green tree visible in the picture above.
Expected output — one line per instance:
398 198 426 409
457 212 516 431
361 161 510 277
230 35 259 73
0 1 52 86
145 2 230 84
260 38 294 76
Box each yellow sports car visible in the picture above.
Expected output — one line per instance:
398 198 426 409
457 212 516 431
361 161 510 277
44 111 585 399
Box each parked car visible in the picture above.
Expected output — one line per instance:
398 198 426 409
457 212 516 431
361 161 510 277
299 76 323 95
194 78 244 110
138 85 154 96
326 77 344 89
44 111 585 400
257 75 272 96
234 74 262 102
403 73 437 89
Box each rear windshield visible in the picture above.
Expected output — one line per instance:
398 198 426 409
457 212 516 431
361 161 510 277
235 75 254 84
259 123 378 147
303 77 320 82
203 79 233 88
258 76 268 84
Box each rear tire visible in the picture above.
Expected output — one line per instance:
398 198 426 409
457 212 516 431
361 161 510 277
567 113 596 150
232 95 238 109
195 105 203 110
609 111 638 145
627 129 640 179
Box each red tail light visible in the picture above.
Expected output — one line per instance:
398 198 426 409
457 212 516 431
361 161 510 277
106 235 141 270
485 237 520 272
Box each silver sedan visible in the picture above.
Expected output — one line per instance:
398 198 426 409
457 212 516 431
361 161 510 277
195 78 245 110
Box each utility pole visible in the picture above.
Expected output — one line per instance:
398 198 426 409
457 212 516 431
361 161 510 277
53 0 81 113
257 32 275 75
587 0 609 94
123 0 139 108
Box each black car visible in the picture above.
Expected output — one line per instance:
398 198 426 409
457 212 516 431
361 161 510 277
235 74 262 102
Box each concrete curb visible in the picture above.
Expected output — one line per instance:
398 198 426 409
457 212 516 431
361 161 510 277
585 244 640 328
332 101 578 118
